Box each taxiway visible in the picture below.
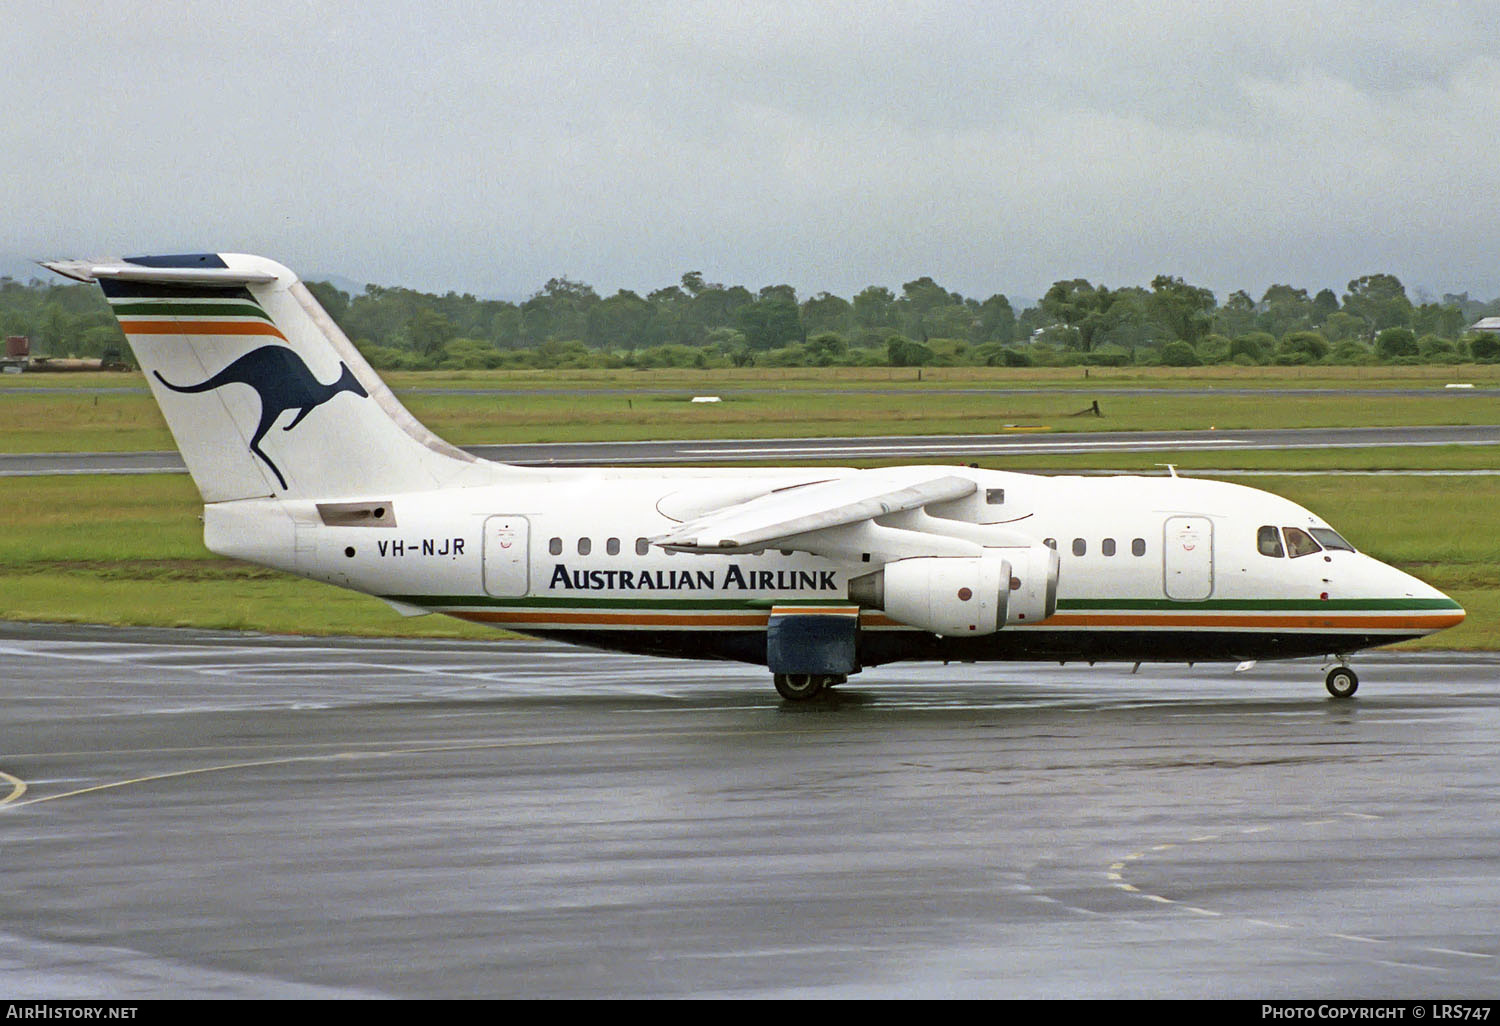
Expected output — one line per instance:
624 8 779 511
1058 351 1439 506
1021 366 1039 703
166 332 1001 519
3 424 1499 476
1 622 1495 998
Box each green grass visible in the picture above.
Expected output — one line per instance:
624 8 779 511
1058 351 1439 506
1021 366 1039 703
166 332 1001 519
0 475 498 637
381 362 1500 390
7 363 1500 393
0 391 175 452
1263 476 1500 566
688 448 1500 475
0 571 501 638
3 366 1500 452
397 390 1500 446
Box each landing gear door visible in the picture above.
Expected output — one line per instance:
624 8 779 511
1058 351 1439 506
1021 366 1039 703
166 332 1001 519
1163 516 1213 600
483 516 530 597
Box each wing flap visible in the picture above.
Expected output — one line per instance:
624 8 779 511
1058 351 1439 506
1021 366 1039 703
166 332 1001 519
655 470 976 551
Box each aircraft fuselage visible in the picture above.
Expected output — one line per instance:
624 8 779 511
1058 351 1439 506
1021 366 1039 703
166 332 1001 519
205 464 1461 670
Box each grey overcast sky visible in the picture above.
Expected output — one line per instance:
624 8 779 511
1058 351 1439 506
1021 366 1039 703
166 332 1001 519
4 0 1499 303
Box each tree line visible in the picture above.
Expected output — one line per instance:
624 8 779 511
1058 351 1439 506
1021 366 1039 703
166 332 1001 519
4 268 1500 371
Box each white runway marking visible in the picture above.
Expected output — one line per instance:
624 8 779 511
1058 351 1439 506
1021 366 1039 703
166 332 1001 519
1104 812 1497 971
681 439 1249 456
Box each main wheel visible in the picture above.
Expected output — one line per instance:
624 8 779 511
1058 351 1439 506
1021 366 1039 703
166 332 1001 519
773 673 827 701
1325 666 1359 699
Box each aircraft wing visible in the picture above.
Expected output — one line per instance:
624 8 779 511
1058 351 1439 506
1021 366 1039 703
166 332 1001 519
654 469 976 553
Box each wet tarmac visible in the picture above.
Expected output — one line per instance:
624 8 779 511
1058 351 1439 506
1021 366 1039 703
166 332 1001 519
1 622 1497 998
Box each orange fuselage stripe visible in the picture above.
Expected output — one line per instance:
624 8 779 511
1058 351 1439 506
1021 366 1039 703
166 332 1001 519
1041 613 1464 630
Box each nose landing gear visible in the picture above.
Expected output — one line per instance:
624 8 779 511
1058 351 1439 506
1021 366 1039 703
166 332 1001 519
1324 664 1359 699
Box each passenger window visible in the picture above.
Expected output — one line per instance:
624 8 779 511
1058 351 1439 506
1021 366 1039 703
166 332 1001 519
1132 538 1146 556
636 537 650 555
1072 538 1086 556
549 537 562 556
1257 525 1284 558
1283 527 1322 558
986 488 1005 505
577 538 591 556
606 537 620 556
1102 538 1116 557
1044 538 1057 550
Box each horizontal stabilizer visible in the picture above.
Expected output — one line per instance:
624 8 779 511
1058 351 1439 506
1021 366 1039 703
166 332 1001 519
40 260 278 286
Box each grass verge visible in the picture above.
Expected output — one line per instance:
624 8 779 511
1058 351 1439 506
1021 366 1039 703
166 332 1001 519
4 366 1500 453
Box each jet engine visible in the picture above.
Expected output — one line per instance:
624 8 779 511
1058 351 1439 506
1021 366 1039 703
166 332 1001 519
848 545 1060 636
1002 543 1061 624
849 555 1011 636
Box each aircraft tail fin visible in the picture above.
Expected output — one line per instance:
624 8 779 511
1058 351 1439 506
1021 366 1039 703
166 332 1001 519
44 253 505 502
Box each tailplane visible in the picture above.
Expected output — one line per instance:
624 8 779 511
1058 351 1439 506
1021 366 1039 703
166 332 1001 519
44 253 505 502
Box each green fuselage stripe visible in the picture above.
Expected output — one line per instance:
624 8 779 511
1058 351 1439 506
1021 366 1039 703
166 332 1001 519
381 593 1457 612
382 594 830 610
1055 597 1461 612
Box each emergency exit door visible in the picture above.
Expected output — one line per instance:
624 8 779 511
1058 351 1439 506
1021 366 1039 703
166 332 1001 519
1163 516 1213 600
483 516 530 597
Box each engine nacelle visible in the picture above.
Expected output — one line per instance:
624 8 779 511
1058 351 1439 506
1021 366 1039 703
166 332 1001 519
849 555 1011 636
1002 543 1061 624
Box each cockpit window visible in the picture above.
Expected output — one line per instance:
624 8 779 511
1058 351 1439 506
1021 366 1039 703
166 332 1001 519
1257 525 1284 558
1309 528 1355 552
1283 527 1323 558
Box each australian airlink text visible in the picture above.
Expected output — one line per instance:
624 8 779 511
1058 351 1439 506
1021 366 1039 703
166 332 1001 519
549 564 837 592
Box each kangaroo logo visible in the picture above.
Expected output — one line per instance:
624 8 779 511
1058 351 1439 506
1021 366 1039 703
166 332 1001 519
154 344 369 490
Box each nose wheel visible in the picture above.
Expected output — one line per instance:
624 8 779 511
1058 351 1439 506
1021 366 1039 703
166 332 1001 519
1325 665 1359 699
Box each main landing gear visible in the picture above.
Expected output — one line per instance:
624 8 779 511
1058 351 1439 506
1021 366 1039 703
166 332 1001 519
773 673 846 701
1324 664 1359 699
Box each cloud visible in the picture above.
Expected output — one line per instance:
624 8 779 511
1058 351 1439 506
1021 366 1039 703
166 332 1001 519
6 1 1500 301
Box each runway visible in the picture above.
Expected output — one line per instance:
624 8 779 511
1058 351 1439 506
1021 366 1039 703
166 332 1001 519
4 424 1500 476
6 383 1500 400
1 621 1496 998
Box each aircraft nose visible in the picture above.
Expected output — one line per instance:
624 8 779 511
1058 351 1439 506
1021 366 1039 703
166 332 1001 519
1386 561 1465 631
1443 590 1467 626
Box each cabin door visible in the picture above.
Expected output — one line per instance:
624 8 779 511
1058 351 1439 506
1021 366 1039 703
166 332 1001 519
483 516 530 597
1163 516 1213 600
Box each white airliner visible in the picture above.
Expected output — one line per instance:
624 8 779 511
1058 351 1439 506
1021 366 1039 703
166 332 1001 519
45 254 1464 701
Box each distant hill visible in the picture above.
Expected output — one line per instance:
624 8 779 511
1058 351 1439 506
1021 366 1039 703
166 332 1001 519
303 272 367 297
